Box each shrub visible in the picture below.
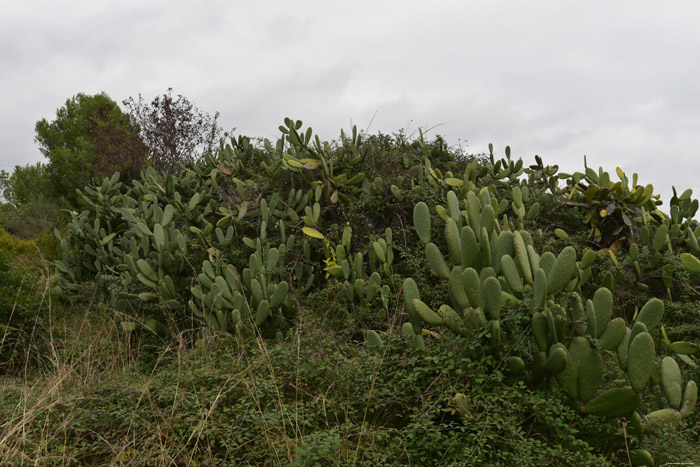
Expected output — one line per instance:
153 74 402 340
0 251 47 374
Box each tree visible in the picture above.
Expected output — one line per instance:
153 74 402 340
0 163 51 207
122 89 226 174
35 92 147 204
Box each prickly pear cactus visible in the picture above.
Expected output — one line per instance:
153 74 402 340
405 187 697 460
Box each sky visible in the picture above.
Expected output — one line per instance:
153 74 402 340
2 0 700 206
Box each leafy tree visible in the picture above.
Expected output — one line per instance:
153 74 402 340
0 163 51 207
123 88 227 174
35 92 147 204
0 163 59 238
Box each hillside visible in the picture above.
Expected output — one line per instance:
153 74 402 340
1 119 699 465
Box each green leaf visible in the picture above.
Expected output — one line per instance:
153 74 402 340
302 227 324 239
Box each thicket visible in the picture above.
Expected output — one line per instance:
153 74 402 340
1 110 700 465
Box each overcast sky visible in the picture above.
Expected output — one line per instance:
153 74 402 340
2 0 700 205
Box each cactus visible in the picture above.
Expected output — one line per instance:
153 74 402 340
412 299 444 326
628 332 656 393
636 298 664 331
590 287 613 338
413 202 431 244
584 387 641 417
644 408 682 430
599 318 627 350
506 356 525 375
365 330 384 352
545 345 567 374
482 277 502 321
545 246 576 294
660 356 683 409
629 449 654 466
426 242 450 279
402 278 423 334
578 348 603 403
679 380 697 418
680 252 700 274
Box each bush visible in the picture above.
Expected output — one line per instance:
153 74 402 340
0 251 47 374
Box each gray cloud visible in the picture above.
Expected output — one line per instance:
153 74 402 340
2 0 700 204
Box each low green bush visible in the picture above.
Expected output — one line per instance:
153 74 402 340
0 251 47 374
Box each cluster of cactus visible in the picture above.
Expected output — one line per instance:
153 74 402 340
277 118 367 205
525 154 562 194
403 186 696 462
560 161 658 241
190 238 295 339
487 144 525 183
50 119 407 337
311 225 391 315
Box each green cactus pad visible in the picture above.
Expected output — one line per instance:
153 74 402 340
480 205 496 238
599 318 627 351
270 281 289 308
567 293 585 335
584 387 641 417
500 255 523 295
652 224 668 252
413 202 431 244
545 246 576 294
685 228 700 253
556 337 590 399
446 190 460 221
506 356 525 375
460 226 477 268
449 267 469 308
402 278 422 333
438 305 469 336
533 268 547 308
538 251 556 276
578 348 603 403
636 298 664 331
401 322 416 342
426 242 450 279
585 299 597 339
628 412 644 443
413 334 426 351
490 319 501 352
545 345 568 374
592 287 613 338
365 330 384 351
644 408 682 430
545 309 558 346
531 351 547 384
480 227 491 267
482 277 502 320
532 312 549 352
680 252 700 273
629 449 654 467
462 268 481 307
254 300 270 327
513 231 532 284
580 249 596 269
628 332 656 393
669 341 700 354
661 356 683 409
466 191 481 232
493 232 514 271
526 244 540 278
465 307 486 329
680 380 697 418
629 322 648 348
412 299 444 326
137 259 158 282
445 218 462 265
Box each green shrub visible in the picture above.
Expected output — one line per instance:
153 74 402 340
0 228 35 255
0 251 47 374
